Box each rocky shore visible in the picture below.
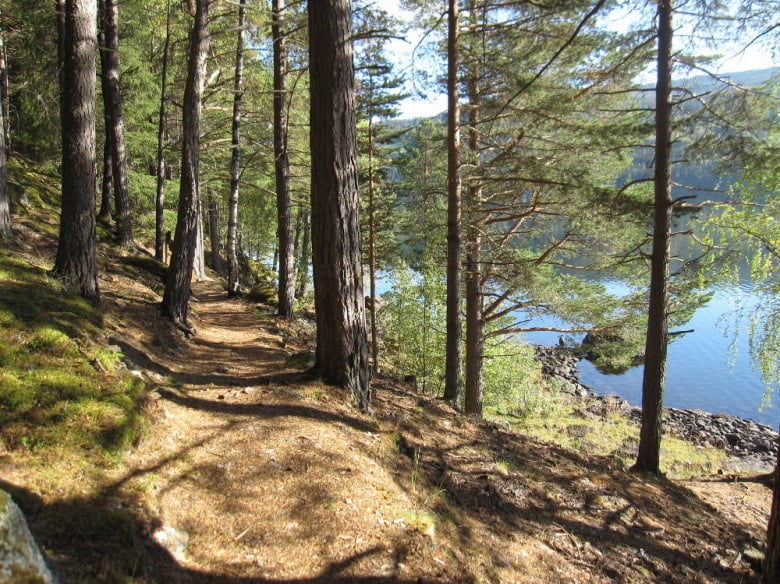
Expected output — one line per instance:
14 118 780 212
535 346 779 472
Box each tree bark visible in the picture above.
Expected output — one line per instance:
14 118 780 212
55 0 66 143
226 0 245 297
308 0 371 411
0 40 9 241
207 195 222 272
273 0 295 318
443 0 462 405
633 0 673 474
194 198 206 280
98 0 131 245
55 0 66 90
367 109 379 373
162 0 209 325
0 25 8 153
464 2 483 415
295 206 310 299
53 0 99 303
762 433 780 583
98 137 112 221
154 0 172 261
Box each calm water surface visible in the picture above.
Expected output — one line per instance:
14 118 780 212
524 285 780 429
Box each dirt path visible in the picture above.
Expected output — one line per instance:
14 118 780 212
104 279 464 582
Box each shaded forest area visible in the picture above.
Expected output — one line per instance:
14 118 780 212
0 0 779 581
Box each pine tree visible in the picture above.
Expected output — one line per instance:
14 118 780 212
443 0 463 405
154 0 172 262
98 0 132 245
273 0 295 317
632 0 674 474
308 0 371 410
0 21 9 241
226 0 246 297
354 3 405 373
162 0 210 326
53 0 99 302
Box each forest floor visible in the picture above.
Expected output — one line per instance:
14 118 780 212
0 195 775 582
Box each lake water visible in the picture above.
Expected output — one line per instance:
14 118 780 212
523 284 780 429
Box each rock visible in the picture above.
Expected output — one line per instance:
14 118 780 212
566 424 590 438
153 525 189 563
0 489 60 583
742 546 764 570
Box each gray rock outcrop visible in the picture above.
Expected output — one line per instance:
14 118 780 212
0 489 59 583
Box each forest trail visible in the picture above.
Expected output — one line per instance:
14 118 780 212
98 268 770 583
2 237 774 582
100 274 468 582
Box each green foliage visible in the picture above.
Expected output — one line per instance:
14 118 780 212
703 118 780 395
381 261 546 411
248 284 276 305
2 0 61 159
482 340 547 418
389 118 448 267
380 261 447 395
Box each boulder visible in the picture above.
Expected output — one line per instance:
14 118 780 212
0 489 59 583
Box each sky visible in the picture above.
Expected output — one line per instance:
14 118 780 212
381 2 778 119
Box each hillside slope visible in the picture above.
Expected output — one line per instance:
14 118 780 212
0 173 773 582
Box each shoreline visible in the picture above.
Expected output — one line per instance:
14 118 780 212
535 346 778 473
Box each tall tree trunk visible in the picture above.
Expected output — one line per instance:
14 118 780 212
162 0 209 325
633 0 673 474
464 3 483 415
155 0 172 261
53 0 99 303
308 0 371 411
295 207 310 299
98 0 131 245
443 0 462 405
55 0 66 85
226 0 245 297
98 137 112 221
207 195 222 272
0 25 8 152
367 110 379 373
0 40 9 241
762 433 780 583
194 199 206 280
55 0 66 137
96 2 111 224
293 203 303 282
274 0 295 318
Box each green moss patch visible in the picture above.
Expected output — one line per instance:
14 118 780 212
0 250 148 461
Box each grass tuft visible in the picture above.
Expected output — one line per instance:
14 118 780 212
499 390 726 478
